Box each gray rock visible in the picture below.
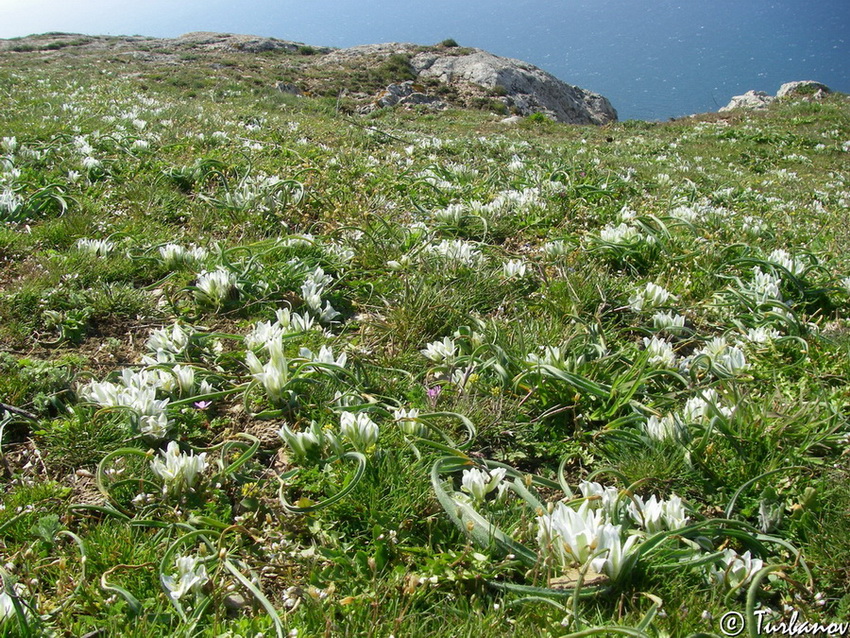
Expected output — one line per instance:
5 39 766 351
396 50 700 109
411 49 616 125
174 32 303 54
367 81 447 112
776 81 831 99
320 42 616 125
276 82 303 96
499 115 524 125
719 90 775 112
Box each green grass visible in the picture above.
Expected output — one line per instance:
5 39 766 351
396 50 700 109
1 37 849 637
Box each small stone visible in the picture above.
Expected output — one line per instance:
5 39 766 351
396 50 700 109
224 592 251 611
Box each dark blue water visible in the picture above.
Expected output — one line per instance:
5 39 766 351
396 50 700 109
3 0 848 120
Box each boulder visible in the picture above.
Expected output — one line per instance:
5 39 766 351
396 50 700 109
776 81 831 99
411 49 617 125
720 81 833 113
362 81 447 114
276 82 303 96
719 90 775 112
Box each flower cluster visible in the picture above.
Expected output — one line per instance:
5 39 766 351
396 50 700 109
80 369 173 439
460 467 507 503
536 483 690 580
150 441 208 495
162 555 209 601
629 282 675 312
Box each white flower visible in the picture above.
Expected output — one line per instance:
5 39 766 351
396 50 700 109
420 336 457 363
278 422 321 459
747 267 782 303
298 345 347 369
709 549 764 590
460 467 507 503
669 205 700 223
578 481 621 518
76 238 115 256
159 244 207 269
681 389 732 422
501 259 528 279
659 494 689 530
339 412 379 453
195 268 237 306
629 282 674 312
1 136 17 154
0 582 30 622
628 494 689 533
244 319 284 351
425 239 482 266
644 413 687 443
146 323 190 361
246 343 290 404
525 346 566 368
0 188 22 216
642 336 677 367
767 249 805 276
79 374 173 439
589 524 640 579
276 308 315 333
599 222 644 245
433 203 465 224
172 365 196 396
536 501 604 567
543 240 569 257
162 555 209 601
696 338 749 375
652 311 686 334
150 441 207 495
393 407 427 437
743 326 780 344
325 242 355 265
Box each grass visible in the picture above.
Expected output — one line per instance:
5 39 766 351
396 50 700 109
0 35 849 637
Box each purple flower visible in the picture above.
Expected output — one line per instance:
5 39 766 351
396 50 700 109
194 400 212 410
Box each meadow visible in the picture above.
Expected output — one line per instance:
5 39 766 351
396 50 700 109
1 42 849 637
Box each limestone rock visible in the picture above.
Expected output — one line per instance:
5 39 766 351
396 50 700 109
499 115 524 125
721 81 833 113
410 49 616 125
776 81 831 99
320 42 616 125
368 81 447 111
175 32 303 54
719 90 775 112
276 82 303 96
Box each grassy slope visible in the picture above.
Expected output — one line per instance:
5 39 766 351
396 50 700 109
1 40 849 637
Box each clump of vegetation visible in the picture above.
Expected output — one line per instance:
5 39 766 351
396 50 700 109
0 36 849 638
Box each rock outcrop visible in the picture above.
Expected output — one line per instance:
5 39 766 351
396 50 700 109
776 81 831 99
410 49 617 125
322 43 617 125
719 90 776 112
363 81 447 113
721 81 832 112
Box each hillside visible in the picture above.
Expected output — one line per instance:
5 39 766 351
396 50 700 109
0 31 616 124
1 33 850 637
